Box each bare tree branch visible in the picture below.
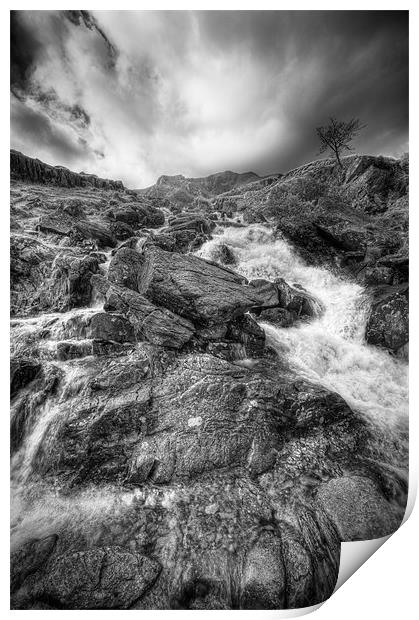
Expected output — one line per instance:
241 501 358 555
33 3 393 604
316 117 366 168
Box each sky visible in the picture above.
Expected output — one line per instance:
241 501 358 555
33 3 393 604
10 10 408 188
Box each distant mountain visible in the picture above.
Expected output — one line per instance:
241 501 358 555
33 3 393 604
156 170 260 194
136 169 281 211
10 150 124 190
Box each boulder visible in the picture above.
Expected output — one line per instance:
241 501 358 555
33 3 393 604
365 285 408 351
87 312 136 343
316 476 404 540
240 532 285 609
42 547 161 609
135 204 165 228
275 380 355 430
167 213 215 235
113 207 140 226
315 218 368 253
11 535 57 593
91 275 195 348
38 214 74 236
257 307 296 327
62 199 85 218
108 247 143 291
71 221 117 248
276 279 323 318
50 254 99 309
209 243 237 266
151 229 206 253
134 247 261 325
110 221 135 240
249 279 280 307
225 314 266 357
10 357 42 397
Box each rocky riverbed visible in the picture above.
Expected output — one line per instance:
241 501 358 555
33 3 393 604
10 151 408 610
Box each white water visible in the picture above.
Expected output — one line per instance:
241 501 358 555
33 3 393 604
198 225 408 430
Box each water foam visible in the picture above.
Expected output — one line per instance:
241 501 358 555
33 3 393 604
198 225 408 428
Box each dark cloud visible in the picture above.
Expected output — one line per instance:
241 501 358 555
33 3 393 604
11 96 91 165
10 10 408 187
10 10 42 93
64 10 118 67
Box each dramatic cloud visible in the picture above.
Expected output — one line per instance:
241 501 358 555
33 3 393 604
10 10 408 187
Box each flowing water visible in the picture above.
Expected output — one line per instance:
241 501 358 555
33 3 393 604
197 224 409 432
11 222 409 553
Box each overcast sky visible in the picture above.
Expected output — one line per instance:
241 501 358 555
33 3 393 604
11 10 408 188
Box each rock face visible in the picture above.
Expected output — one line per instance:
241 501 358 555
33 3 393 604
10 150 409 610
11 150 124 190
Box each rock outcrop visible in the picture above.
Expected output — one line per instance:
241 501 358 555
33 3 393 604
11 150 124 190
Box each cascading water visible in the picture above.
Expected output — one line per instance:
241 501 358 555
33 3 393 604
197 224 409 432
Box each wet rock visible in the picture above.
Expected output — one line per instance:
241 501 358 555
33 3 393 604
50 254 99 310
62 199 85 218
42 547 161 609
249 279 280 307
151 229 206 253
11 363 63 451
87 312 136 343
276 380 354 429
362 265 394 286
11 535 57 593
112 207 141 226
211 243 237 265
92 274 195 348
71 221 117 248
10 235 56 315
150 213 215 253
276 278 323 318
240 531 285 609
257 307 296 327
38 214 74 236
365 285 408 351
135 204 165 228
315 220 368 253
168 213 215 234
225 314 266 357
89 251 108 264
316 476 404 540
10 357 42 397
56 340 93 361
135 247 260 325
108 247 143 291
110 220 135 240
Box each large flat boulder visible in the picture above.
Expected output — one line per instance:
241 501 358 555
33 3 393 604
134 247 261 325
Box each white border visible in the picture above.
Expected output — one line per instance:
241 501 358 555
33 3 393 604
1 3 417 618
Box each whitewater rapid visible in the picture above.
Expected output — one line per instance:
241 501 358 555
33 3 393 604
197 224 408 430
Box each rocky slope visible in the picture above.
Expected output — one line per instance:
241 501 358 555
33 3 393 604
10 151 408 609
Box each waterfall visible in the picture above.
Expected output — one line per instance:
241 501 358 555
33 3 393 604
197 224 409 430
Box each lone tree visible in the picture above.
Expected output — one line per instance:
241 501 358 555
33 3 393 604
316 117 366 168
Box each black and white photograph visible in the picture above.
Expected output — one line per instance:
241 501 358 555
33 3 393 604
9 8 409 612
